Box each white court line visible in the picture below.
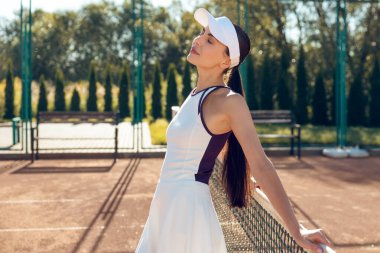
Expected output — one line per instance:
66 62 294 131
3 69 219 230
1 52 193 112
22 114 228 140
0 199 85 204
0 194 153 205
0 226 105 232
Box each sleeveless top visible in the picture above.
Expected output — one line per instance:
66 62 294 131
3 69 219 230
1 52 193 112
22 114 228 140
159 85 232 185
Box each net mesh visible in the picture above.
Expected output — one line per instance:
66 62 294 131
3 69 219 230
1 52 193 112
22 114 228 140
209 158 308 253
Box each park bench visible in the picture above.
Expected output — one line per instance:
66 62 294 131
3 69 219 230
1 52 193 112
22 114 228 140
172 106 301 158
31 111 119 162
250 110 301 159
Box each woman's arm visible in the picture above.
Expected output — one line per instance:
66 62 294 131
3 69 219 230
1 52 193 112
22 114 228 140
224 93 334 253
224 93 302 237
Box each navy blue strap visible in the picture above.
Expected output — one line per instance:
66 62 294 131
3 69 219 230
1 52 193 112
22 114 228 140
198 86 231 114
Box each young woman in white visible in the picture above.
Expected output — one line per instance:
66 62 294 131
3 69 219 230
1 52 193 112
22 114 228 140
135 8 334 253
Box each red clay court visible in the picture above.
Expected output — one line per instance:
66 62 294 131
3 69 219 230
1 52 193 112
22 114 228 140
0 156 379 253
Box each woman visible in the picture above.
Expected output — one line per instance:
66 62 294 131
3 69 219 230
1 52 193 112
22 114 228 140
136 8 334 253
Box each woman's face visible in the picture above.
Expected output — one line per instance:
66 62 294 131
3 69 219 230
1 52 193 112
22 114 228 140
187 26 230 70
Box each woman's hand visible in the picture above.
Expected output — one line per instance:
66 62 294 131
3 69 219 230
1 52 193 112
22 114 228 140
249 178 334 253
249 176 260 190
294 224 334 253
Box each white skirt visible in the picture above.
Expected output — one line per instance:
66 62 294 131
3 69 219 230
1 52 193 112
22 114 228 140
135 180 228 253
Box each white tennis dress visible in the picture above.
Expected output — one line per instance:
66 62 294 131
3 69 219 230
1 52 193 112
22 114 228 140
135 85 232 253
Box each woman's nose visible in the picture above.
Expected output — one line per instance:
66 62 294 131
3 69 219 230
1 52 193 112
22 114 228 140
194 35 203 46
193 36 200 46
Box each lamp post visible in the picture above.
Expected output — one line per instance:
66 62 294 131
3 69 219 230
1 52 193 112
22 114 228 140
323 0 371 157
280 0 375 157
132 0 145 152
132 0 144 125
20 0 33 154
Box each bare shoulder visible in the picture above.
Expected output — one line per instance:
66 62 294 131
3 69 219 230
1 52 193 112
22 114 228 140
211 87 250 121
220 89 249 115
213 88 244 104
225 90 246 105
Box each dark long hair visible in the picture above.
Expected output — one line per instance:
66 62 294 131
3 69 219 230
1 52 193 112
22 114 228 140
222 24 252 208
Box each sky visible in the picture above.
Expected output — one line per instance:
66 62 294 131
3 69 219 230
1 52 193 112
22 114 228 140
0 0 299 41
0 1 368 45
0 0 205 21
0 0 314 43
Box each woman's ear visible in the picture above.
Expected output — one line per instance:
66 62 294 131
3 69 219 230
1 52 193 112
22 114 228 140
220 55 231 70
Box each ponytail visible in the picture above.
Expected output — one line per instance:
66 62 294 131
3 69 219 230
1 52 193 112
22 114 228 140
227 67 244 96
222 66 251 208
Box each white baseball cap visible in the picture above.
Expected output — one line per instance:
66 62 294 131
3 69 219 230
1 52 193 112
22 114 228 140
194 8 240 68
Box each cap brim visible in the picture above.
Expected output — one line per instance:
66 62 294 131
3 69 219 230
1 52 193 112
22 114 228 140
194 8 241 68
194 8 213 28
194 8 228 49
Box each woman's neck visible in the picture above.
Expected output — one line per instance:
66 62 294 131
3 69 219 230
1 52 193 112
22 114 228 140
195 68 225 91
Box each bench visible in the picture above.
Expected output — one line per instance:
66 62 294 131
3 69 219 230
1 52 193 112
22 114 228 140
31 111 119 162
250 110 301 159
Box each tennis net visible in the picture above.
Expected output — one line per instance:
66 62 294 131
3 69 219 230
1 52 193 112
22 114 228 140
209 158 308 253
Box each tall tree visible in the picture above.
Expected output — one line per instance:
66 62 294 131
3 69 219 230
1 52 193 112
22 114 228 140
54 68 66 111
369 56 380 127
165 63 179 120
143 73 147 118
182 61 192 99
104 64 113 112
277 46 292 110
118 64 130 118
70 87 81 111
87 63 98 111
152 61 163 119
296 46 309 124
37 75 48 112
348 74 366 126
260 54 274 109
246 54 259 110
4 60 15 119
329 70 337 126
312 72 328 125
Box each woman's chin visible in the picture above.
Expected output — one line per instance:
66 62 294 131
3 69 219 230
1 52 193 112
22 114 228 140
186 55 195 64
